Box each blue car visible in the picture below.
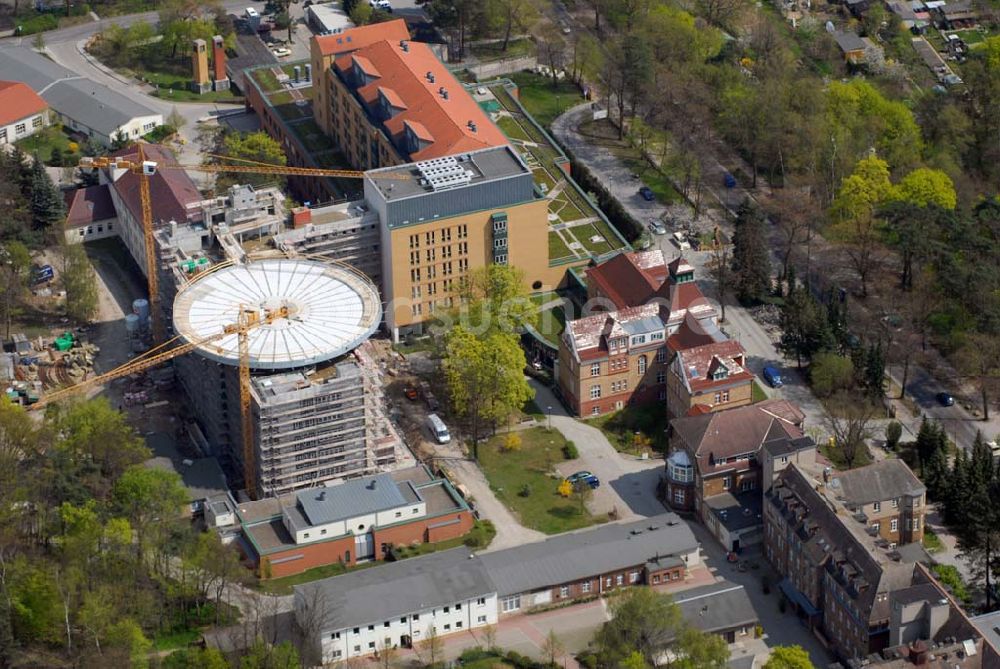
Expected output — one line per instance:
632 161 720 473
639 186 655 202
762 366 783 388
566 471 600 489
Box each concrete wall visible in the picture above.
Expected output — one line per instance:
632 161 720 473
465 56 537 81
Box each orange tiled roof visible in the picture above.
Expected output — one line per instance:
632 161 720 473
586 249 669 309
335 39 508 161
314 19 410 57
0 80 47 127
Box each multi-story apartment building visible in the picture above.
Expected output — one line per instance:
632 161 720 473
665 399 813 551
764 463 945 663
310 20 507 171
558 254 719 416
363 147 554 340
828 460 927 545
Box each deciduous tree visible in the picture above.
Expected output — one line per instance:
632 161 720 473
764 645 815 669
60 244 98 323
730 199 772 303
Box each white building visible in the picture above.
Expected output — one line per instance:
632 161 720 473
0 46 163 146
0 79 48 145
294 547 498 663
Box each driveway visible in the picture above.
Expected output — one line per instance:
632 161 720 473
530 380 667 520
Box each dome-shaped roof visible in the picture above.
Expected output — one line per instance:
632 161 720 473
668 449 692 467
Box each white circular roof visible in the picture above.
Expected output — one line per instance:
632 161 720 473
172 258 381 370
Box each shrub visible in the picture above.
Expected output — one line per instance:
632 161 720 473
885 421 902 451
502 432 522 452
67 141 79 154
49 147 63 167
562 441 578 459
16 14 58 35
518 483 532 497
576 651 599 669
460 648 492 663
809 352 855 397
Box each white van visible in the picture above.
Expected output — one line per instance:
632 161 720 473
426 413 451 444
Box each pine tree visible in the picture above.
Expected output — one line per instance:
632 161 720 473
731 199 772 304
943 448 970 527
924 446 949 500
969 431 995 492
865 340 886 396
779 281 834 367
29 154 65 238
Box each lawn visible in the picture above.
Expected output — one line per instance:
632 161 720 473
552 192 587 223
274 98 313 121
508 71 586 128
549 231 576 262
478 427 603 534
923 529 944 553
751 381 768 403
533 167 557 193
391 520 495 560
570 223 614 255
16 124 78 164
589 404 667 454
819 440 873 470
289 119 335 152
257 561 379 595
580 119 683 205
496 114 531 142
470 37 535 60
147 69 243 103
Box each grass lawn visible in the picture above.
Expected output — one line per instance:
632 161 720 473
16 124 78 164
589 404 667 454
534 167 557 193
534 304 566 348
274 99 313 121
819 440 873 470
923 529 944 553
508 72 586 128
751 381 768 403
479 427 603 534
571 222 614 255
152 628 202 652
257 561 379 595
496 114 531 142
553 192 587 223
549 231 576 261
148 75 243 103
392 520 496 559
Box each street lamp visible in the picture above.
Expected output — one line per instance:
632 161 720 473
547 405 553 430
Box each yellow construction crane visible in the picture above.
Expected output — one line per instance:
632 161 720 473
78 153 408 343
31 302 291 499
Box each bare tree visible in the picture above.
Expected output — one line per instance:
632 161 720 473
377 637 398 669
480 623 497 652
695 0 750 30
541 629 565 666
823 393 877 469
536 23 566 87
709 243 731 323
771 187 816 283
955 333 1000 421
420 625 444 666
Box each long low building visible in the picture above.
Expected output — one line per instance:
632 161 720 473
0 46 162 146
294 513 701 663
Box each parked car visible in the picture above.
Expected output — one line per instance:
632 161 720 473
403 386 418 401
723 172 737 188
426 413 451 444
762 366 783 388
638 186 655 201
369 0 392 9
648 220 667 235
566 471 600 489
671 231 690 251
272 47 291 57
936 392 955 407
31 264 53 286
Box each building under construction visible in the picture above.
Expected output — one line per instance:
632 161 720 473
88 145 411 499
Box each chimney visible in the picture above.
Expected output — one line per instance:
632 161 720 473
317 490 326 501
305 63 312 81
467 120 477 132
211 35 230 92
440 87 448 100
426 71 435 83
399 39 409 52
293 65 301 83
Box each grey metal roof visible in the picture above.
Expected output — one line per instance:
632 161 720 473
297 473 416 525
0 47 158 136
830 459 926 506
622 316 663 335
834 31 867 52
674 581 759 634
703 492 763 533
366 145 529 200
971 610 1000 656
295 547 496 632
479 513 698 596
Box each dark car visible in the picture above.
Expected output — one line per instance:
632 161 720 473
936 392 955 407
566 471 600 489
639 186 655 202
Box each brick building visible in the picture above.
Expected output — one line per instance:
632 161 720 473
827 459 927 546
764 464 960 664
666 336 754 418
558 254 720 417
665 399 815 551
231 466 473 579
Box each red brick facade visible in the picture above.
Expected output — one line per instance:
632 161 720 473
257 510 474 579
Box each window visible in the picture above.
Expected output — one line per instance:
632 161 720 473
411 304 422 317
721 390 729 402
653 575 661 584
320 529 327 535
354 646 361 653
368 625 374 631
559 586 569 598
892 498 899 508
631 335 646 346
458 224 467 239
616 574 624 586
0 128 6 141
332 632 341 639
656 348 666 363
353 628 360 634
413 614 420 621
656 371 666 384
501 595 521 612
426 231 435 245
871 521 880 532
411 268 421 282
591 406 600 416
673 489 685 505
713 392 721 404
912 518 920 531
589 385 601 399
582 582 591 593
14 123 25 135
638 355 647 374
31 116 42 128
368 641 376 649
303 532 310 539
444 624 451 631
384 621 390 628
456 621 463 628
740 479 755 492
410 251 419 265
395 511 402 517
669 462 693 483
400 617 406 623
494 254 507 265
478 615 487 623
477 597 486 605
425 248 436 263
456 604 461 610
443 606 449 613
332 650 343 659
629 571 640 584
722 476 732 490
890 518 898 532
873 502 881 512
780 456 789 464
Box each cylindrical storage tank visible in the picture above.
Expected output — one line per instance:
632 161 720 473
125 313 140 335
305 64 311 81
293 65 300 82
132 298 150 322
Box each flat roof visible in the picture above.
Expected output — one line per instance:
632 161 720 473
365 145 529 201
172 258 381 370
674 581 759 634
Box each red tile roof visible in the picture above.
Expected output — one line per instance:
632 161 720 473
334 39 508 161
0 80 47 127
586 250 668 309
64 184 116 229
314 19 411 57
667 316 718 353
108 144 203 227
675 339 752 393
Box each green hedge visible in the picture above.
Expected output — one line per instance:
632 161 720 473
568 157 642 243
562 441 578 459
16 14 58 35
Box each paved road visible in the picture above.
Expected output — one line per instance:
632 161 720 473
530 379 668 520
